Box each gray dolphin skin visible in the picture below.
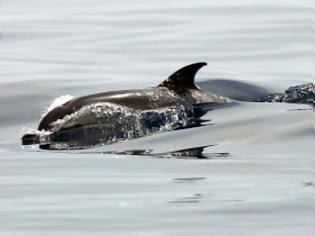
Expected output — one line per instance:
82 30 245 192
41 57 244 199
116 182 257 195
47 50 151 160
38 62 228 131
22 62 230 149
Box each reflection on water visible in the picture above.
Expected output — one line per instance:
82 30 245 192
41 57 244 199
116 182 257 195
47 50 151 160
172 177 207 183
168 193 203 204
75 145 231 159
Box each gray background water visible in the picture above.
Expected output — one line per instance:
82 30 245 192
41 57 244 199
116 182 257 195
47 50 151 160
0 0 314 235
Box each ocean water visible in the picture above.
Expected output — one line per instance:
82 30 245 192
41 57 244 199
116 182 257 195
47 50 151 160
0 0 314 235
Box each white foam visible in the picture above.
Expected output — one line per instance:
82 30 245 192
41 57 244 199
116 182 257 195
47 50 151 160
21 127 51 136
41 95 74 118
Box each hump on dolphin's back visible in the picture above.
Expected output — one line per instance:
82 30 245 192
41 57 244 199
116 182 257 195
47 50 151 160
36 62 209 132
159 62 207 93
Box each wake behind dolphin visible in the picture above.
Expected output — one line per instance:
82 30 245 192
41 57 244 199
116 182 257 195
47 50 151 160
22 62 230 150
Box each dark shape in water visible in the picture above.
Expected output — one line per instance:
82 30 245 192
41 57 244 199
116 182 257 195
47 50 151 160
168 193 203 204
22 62 230 150
161 146 230 159
161 145 215 159
260 83 314 104
198 79 271 102
82 145 230 160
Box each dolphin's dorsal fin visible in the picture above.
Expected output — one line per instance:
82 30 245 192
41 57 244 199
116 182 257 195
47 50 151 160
158 62 207 93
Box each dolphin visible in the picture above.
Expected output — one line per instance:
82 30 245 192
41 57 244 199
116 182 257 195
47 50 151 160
22 62 229 149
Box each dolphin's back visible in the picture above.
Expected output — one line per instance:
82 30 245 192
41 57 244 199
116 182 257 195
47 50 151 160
70 88 182 110
38 62 229 131
38 88 183 131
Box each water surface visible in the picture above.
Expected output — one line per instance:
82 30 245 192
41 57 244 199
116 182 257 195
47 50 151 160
0 0 314 235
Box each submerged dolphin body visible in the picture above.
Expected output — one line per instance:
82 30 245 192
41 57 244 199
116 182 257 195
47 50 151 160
22 62 229 149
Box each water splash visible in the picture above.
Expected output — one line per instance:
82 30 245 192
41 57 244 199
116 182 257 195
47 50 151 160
23 102 197 150
41 95 74 118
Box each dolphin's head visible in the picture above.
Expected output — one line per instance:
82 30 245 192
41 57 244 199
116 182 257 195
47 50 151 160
38 105 72 131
